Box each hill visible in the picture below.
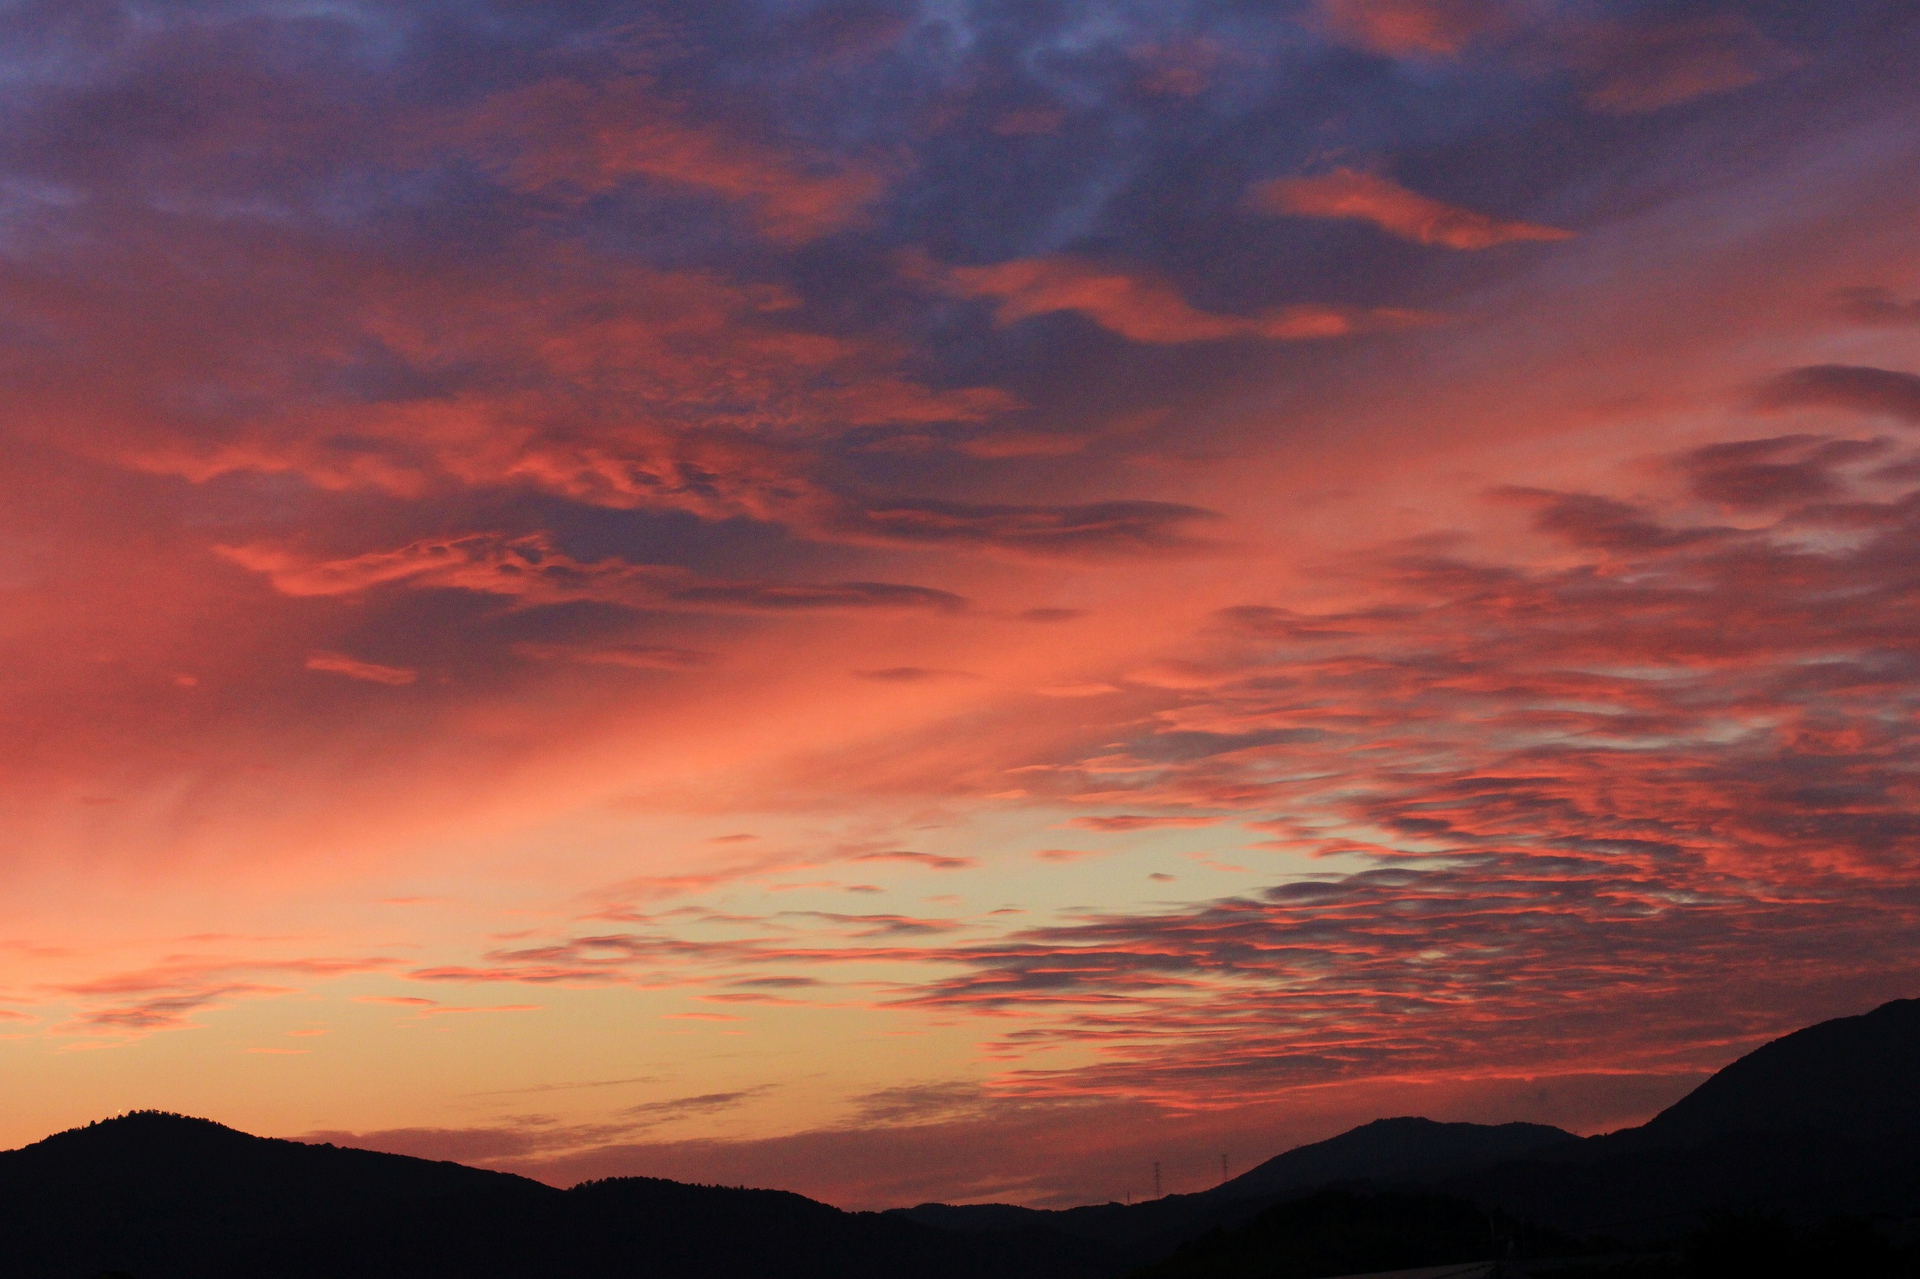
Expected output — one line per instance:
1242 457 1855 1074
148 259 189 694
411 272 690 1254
1633 997 1920 1146
1206 1117 1577 1201
0 1112 1104 1279
6 997 1919 1278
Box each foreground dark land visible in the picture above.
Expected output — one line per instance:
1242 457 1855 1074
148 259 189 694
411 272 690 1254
5 999 1919 1279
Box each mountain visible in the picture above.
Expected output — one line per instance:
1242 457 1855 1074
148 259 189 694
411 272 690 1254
889 1119 1576 1271
1441 998 1920 1237
1205 1117 1578 1201
1631 997 1920 1146
0 1112 1104 1279
900 998 1920 1266
1132 1190 1499 1279
6 997 1918 1279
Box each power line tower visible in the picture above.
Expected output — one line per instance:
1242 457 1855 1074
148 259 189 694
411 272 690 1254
1220 1153 1229 1183
1153 1161 1162 1198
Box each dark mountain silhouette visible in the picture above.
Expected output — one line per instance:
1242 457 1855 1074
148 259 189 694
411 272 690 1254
1631 997 1920 1146
1439 998 1920 1238
898 998 1920 1268
6 997 1919 1279
1205 1117 1578 1200
0 1112 1104 1279
889 1118 1575 1269
1132 1190 1498 1279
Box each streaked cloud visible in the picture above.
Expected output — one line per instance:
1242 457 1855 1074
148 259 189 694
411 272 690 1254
1756 364 1920 425
305 651 419 686
1252 169 1574 249
925 254 1430 344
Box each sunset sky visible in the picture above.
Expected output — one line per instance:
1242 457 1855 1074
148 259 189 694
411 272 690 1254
3 0 1919 1210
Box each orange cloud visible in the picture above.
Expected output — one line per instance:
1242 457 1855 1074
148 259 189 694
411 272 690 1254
304 652 419 686
1311 0 1512 57
218 534 967 613
1065 815 1224 832
926 254 1429 344
1252 169 1574 249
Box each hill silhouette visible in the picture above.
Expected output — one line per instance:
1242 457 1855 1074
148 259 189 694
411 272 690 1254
1633 997 1920 1145
0 1113 1103 1279
1441 998 1920 1238
1205 1117 1578 1200
5 997 1918 1279
899 998 1920 1267
1130 1190 1499 1279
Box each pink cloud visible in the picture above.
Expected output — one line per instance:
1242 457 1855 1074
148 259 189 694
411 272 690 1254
51 955 397 1039
219 534 966 614
1835 288 1920 328
304 651 418 686
1571 16 1794 115
457 77 888 243
1310 0 1513 57
1755 364 1920 426
1253 169 1573 250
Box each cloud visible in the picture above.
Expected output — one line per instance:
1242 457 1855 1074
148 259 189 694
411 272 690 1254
829 497 1222 559
1493 487 1723 552
923 254 1430 344
0 0 1907 1206
1835 287 1920 327
1035 682 1122 698
622 1087 772 1124
341 398 1920 1108
1251 169 1574 250
1756 365 1920 426
52 956 397 1039
853 667 979 683
1307 4 1793 116
219 534 967 613
1672 436 1882 510
511 642 716 671
1571 16 1795 115
1309 0 1513 57
843 433 1920 1104
850 851 977 871
304 651 419 686
455 77 887 244
296 1117 647 1165
1065 815 1225 832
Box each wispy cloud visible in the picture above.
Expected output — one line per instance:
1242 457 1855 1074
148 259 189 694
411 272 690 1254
305 651 418 686
923 254 1431 344
1252 169 1574 249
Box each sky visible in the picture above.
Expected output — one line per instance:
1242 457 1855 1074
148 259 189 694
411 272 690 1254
1 0 1919 1210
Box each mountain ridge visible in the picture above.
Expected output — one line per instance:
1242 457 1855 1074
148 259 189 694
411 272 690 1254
5 996 1917 1277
